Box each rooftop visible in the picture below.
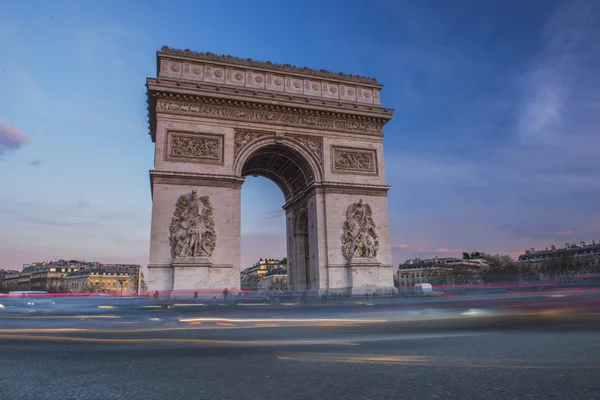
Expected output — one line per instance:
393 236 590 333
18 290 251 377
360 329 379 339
159 46 380 85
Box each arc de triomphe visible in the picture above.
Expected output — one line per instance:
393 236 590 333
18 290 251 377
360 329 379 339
146 47 395 295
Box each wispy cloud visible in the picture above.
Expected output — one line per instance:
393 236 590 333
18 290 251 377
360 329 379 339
556 230 576 236
433 248 461 254
518 0 600 147
392 244 426 252
0 118 31 155
262 209 284 220
76 199 90 210
27 157 43 166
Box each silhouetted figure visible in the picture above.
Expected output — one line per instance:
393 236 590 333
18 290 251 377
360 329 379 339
223 288 229 303
153 291 159 300
194 291 198 300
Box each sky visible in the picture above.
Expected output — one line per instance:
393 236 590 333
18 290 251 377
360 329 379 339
1 0 599 272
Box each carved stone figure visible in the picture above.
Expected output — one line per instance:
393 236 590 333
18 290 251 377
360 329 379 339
234 130 270 158
341 199 379 260
169 191 217 258
289 135 323 166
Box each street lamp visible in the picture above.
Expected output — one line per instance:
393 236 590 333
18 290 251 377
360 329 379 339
118 278 125 296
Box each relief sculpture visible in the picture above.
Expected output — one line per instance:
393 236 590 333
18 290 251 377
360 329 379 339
334 148 376 173
234 130 270 158
170 135 220 160
156 98 383 134
342 200 379 260
169 191 217 258
289 135 323 166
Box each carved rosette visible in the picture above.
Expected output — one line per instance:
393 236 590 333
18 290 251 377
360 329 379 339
288 135 323 167
233 129 272 159
169 191 217 259
332 146 377 175
341 199 379 261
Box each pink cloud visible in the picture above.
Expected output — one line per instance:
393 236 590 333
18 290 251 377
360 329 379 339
0 118 31 154
433 248 461 254
392 244 413 250
392 244 428 252
556 230 576 236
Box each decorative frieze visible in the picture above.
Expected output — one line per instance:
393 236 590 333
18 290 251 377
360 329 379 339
331 146 378 175
160 46 380 85
155 97 383 135
157 48 381 106
166 131 223 164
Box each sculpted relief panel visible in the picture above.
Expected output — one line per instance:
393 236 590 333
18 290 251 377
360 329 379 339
169 191 217 259
331 146 378 175
166 131 223 163
342 200 379 261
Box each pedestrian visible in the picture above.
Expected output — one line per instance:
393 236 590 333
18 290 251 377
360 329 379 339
153 290 159 300
223 288 229 303
194 291 198 300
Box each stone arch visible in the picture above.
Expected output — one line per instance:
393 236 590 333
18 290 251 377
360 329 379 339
234 136 323 200
146 47 395 296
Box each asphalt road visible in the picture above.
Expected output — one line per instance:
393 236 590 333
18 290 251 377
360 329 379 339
1 307 600 400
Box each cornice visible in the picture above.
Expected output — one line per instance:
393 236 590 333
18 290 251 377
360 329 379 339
150 171 245 196
147 78 393 118
282 182 390 210
159 46 380 86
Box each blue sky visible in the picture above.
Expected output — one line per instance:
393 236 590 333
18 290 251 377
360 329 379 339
1 0 599 271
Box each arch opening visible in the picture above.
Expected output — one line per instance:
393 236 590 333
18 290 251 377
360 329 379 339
293 208 311 293
240 144 316 294
240 144 315 202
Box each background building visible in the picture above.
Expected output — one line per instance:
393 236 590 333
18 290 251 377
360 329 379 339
518 241 600 262
397 256 487 288
62 268 135 294
0 260 146 294
241 258 287 289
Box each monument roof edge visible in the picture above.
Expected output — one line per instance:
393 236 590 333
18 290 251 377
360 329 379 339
158 46 382 87
146 80 393 121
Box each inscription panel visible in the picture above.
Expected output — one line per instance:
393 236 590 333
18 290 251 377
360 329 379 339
165 131 224 164
331 146 378 175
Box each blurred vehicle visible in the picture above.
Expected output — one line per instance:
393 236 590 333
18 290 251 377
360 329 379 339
0 291 55 311
233 292 270 305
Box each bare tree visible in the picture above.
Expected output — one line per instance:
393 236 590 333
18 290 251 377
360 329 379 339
241 272 262 288
268 278 288 292
540 253 582 282
425 269 451 286
446 265 479 287
483 255 520 284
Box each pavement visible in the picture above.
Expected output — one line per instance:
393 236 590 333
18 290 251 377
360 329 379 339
1 293 600 400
